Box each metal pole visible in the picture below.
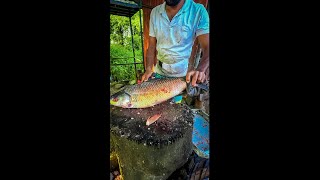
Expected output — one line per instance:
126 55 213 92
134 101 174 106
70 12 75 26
139 0 145 72
129 13 138 80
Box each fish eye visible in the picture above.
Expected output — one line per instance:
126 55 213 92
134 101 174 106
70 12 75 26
113 97 119 102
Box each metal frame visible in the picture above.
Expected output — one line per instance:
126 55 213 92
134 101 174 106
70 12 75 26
110 0 145 81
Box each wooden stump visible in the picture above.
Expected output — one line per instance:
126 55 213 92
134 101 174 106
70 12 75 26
110 100 194 180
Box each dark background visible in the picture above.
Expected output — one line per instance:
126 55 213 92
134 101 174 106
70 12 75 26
1 0 318 179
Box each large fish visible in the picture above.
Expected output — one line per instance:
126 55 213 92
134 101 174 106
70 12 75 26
110 77 187 108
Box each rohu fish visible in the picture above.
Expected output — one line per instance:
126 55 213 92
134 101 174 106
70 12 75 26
110 77 187 108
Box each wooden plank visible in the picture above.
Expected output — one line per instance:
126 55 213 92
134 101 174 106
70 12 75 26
142 0 164 69
194 0 208 7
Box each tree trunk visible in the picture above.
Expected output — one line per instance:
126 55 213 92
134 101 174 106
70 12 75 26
110 100 194 180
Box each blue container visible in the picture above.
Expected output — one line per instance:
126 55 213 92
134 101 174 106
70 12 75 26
192 110 210 159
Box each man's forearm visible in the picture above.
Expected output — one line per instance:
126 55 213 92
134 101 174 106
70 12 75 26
196 48 209 72
188 43 198 71
145 46 156 71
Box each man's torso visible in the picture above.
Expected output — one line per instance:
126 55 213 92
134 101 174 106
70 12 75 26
150 0 205 77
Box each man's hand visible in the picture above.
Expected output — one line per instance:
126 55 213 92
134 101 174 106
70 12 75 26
186 70 206 87
186 34 209 87
140 69 153 82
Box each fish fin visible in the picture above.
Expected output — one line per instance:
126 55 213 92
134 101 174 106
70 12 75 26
146 113 162 126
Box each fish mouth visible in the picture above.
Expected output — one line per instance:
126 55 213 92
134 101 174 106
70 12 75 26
110 91 132 106
110 90 125 105
110 99 117 105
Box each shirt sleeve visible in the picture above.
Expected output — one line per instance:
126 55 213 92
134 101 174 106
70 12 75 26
149 8 156 37
196 5 210 37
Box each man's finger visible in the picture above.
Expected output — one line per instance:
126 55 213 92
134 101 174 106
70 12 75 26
199 73 205 83
197 73 204 83
141 74 148 82
201 73 206 83
144 75 150 82
141 74 145 82
145 72 153 81
186 71 194 83
191 71 199 87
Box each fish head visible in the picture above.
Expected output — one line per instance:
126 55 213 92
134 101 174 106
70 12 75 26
110 91 131 107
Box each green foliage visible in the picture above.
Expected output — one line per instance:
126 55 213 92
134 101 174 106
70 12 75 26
110 11 144 82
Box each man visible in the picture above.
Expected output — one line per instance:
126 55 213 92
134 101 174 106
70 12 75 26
141 0 209 88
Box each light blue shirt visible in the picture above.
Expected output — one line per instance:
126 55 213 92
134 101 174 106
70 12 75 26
149 0 209 77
